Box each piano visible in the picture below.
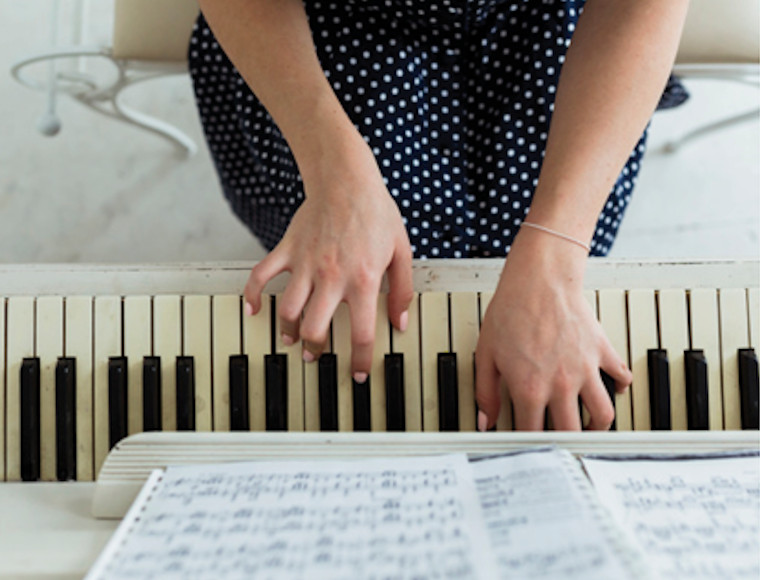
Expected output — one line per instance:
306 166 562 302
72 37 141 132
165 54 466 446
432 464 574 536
0 259 758 578
0 259 758 483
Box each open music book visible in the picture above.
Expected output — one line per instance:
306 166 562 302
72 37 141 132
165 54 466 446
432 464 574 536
85 448 645 579
582 451 760 580
84 447 758 580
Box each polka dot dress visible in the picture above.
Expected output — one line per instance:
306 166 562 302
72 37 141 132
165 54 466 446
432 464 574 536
189 0 686 258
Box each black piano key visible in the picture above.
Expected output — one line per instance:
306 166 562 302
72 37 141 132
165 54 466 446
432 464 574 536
647 349 671 431
108 357 128 449
229 354 250 431
738 348 759 430
175 356 196 431
353 376 371 431
319 354 339 431
20 358 41 482
437 353 459 432
601 370 617 431
55 357 77 481
142 357 162 432
384 353 405 431
265 354 288 431
684 350 709 430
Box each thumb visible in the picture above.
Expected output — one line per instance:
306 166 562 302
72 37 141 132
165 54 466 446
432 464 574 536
244 247 287 315
599 335 632 393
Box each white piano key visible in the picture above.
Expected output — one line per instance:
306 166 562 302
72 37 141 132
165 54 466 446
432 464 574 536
749 288 758 349
392 293 421 432
212 295 242 432
719 288 749 430
6 297 35 481
581 290 597 428
598 289 632 431
65 296 94 480
242 295 271 432
420 292 449 432
372 295 390 431
332 303 354 432
450 292 478 431
183 295 212 432
154 295 180 432
657 289 689 431
583 291 597 310
36 296 63 481
273 295 304 432
302 371 319 431
302 317 320 432
93 296 122 477
124 296 151 435
688 289 723 430
479 292 512 431
627 289 657 431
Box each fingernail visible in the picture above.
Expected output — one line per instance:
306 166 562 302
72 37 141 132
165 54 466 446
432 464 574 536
281 333 294 346
477 410 488 432
244 301 254 316
302 350 315 363
399 310 409 332
353 372 368 384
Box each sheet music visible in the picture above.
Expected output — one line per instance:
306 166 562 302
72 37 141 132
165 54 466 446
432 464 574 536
86 454 497 580
582 453 760 580
472 448 643 579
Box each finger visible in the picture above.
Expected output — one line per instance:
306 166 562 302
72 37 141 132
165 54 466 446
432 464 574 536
548 393 583 431
580 377 616 431
348 290 379 381
511 382 546 431
277 274 312 344
244 249 288 315
599 337 633 393
300 285 343 361
386 244 414 331
474 351 501 431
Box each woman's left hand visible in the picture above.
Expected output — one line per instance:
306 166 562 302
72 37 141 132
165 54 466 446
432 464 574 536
475 229 632 431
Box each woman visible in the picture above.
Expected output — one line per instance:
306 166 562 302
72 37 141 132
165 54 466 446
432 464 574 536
189 0 690 431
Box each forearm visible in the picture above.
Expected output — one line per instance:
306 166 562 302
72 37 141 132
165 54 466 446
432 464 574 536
527 0 689 242
197 0 362 187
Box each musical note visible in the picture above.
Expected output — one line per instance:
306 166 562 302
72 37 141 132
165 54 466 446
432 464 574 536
582 452 760 580
471 448 643 580
85 454 496 580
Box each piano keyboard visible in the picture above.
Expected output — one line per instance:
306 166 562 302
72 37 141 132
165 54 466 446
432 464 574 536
1 260 758 482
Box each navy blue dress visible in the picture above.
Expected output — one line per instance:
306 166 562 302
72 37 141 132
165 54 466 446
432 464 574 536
189 0 686 258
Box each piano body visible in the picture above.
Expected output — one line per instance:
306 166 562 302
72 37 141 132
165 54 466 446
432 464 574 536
0 259 758 578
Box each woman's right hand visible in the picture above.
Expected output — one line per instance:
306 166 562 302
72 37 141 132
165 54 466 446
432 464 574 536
200 1 414 380
243 134 414 382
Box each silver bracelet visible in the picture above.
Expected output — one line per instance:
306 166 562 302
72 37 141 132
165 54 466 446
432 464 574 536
521 221 591 253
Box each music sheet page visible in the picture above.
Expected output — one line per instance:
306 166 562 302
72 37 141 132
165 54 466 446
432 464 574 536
582 452 760 580
472 448 644 580
85 454 497 580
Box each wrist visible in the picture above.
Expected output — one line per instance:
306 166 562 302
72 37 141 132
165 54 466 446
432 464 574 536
520 221 591 253
505 224 589 290
526 174 607 241
297 129 382 203
285 97 370 190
